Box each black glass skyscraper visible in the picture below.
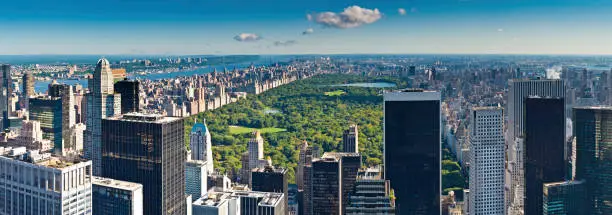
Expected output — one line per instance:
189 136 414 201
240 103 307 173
251 166 288 214
102 113 186 215
383 90 440 214
114 79 140 114
574 106 612 215
28 96 63 153
48 82 69 98
0 65 11 130
524 97 566 215
312 156 342 215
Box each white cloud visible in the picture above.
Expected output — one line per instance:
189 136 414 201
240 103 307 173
233 33 261 42
306 14 313 21
311 6 382 29
497 28 504 32
302 28 314 35
398 8 407 15
273 40 298 46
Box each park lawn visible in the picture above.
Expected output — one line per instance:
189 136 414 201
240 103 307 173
229 125 287 134
324 90 346 96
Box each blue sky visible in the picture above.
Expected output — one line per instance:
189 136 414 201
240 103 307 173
1 0 612 55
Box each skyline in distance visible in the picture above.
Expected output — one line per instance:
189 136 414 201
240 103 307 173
2 0 612 55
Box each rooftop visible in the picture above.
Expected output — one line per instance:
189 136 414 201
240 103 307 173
0 147 89 170
573 105 612 111
322 152 361 159
472 106 502 111
92 176 143 191
193 190 283 208
108 112 181 123
252 165 287 174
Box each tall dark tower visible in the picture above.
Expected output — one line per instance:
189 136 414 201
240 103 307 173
0 65 12 129
114 78 140 114
102 113 186 215
523 97 566 215
312 156 342 215
251 165 289 214
22 70 34 109
383 89 441 214
574 106 612 215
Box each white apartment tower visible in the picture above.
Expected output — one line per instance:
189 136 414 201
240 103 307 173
84 58 121 175
0 147 93 215
469 107 505 215
248 131 264 170
190 120 213 171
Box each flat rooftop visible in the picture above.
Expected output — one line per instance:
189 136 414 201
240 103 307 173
93 176 143 191
322 152 361 159
573 106 612 111
193 190 283 208
0 147 89 170
107 112 181 124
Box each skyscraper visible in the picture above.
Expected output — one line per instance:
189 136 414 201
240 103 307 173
248 131 265 169
320 152 362 214
114 78 140 114
574 106 612 214
22 70 34 109
190 120 213 171
186 160 209 199
0 147 92 215
29 96 63 153
297 140 312 190
342 124 359 153
312 156 342 215
251 165 288 214
92 176 144 215
384 89 441 214
507 79 565 207
524 97 566 215
0 65 12 129
468 107 505 215
101 113 186 215
543 180 587 215
345 167 396 214
85 58 121 175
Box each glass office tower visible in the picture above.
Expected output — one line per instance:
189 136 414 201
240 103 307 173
384 89 440 215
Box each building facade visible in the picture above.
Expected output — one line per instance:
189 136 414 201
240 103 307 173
29 96 63 154
0 147 92 215
22 71 34 110
92 176 143 215
543 180 586 215
101 113 186 215
312 156 342 215
506 79 565 209
248 131 265 170
342 124 359 153
524 97 566 215
0 65 12 130
574 106 612 214
345 167 396 214
468 107 505 215
186 160 209 199
251 165 288 213
384 90 441 214
85 58 121 176
190 121 213 171
114 79 140 114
